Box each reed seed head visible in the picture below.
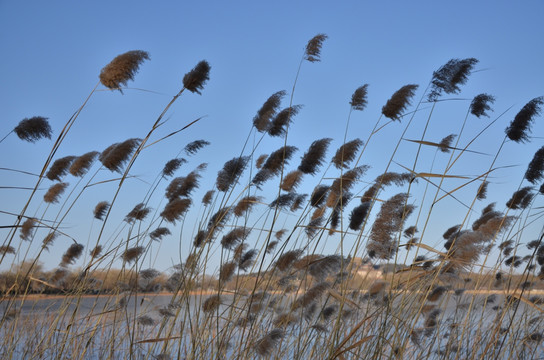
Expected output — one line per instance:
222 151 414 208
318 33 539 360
122 246 144 264
93 201 110 220
69 151 99 177
505 186 534 210
20 217 36 240
184 139 210 155
525 146 544 184
99 138 140 173
253 90 286 132
382 84 419 120
428 58 478 101
149 227 171 241
267 105 302 137
60 243 84 267
470 93 495 118
331 138 363 169
182 60 211 94
234 195 261 217
350 84 369 111
221 227 251 250
0 246 15 255
238 249 257 272
438 134 457 153
160 198 192 223
275 249 303 271
281 170 304 192
219 261 237 282
305 34 327 62
298 138 332 175
202 295 221 313
46 156 76 181
476 181 489 200
44 182 68 203
162 158 186 177
99 50 149 91
90 245 102 258
125 203 151 223
14 116 52 142
254 329 284 357
216 156 250 192
505 97 543 143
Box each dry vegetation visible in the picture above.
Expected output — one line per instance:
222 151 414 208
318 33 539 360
1 35 544 359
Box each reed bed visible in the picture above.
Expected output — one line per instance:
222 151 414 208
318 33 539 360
1 35 543 360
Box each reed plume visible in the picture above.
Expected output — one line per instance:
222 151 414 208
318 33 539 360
137 315 156 326
149 227 171 241
0 246 15 255
331 138 363 169
252 145 298 186
505 187 533 210
238 249 257 272
255 154 268 169
99 138 140 172
292 282 329 309
307 255 343 280
193 230 209 248
162 158 186 177
310 185 330 207
304 34 327 62
281 170 304 191
165 170 201 200
254 329 284 357
99 50 149 91
20 217 36 240
253 90 286 132
275 249 303 271
505 97 543 143
69 151 99 177
42 232 57 250
182 60 211 94
122 246 144 264
202 190 214 205
298 138 332 175
427 58 478 101
266 241 278 254
93 201 110 220
350 84 369 111
470 93 495 118
208 207 231 232
221 227 250 250
438 134 457 153
326 165 369 207
305 217 323 238
125 203 151 223
275 229 287 241
13 116 52 142
216 156 249 192
291 194 307 212
160 198 191 223
202 295 221 313
349 202 371 231
525 146 544 184
476 181 489 200
90 245 102 258
219 261 236 282
270 192 297 209
184 139 210 155
267 105 302 137
60 243 84 267
44 182 68 203
428 286 447 302
367 193 414 259
46 156 76 181
234 195 261 217
382 84 418 120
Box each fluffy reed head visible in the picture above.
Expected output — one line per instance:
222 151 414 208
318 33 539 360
238 249 257 272
14 116 52 142
202 190 215 206
219 261 237 283
42 232 58 250
270 192 298 210
331 138 363 169
280 170 304 192
476 181 489 200
525 146 544 184
255 154 268 169
20 217 36 240
149 227 171 241
122 246 144 264
267 105 302 137
46 156 76 181
382 84 418 120
162 158 186 177
182 60 211 94
221 227 250 250
305 34 327 62
350 84 369 111
253 90 287 132
93 201 110 220
275 249 303 271
505 187 533 210
125 203 151 223
160 198 192 223
349 202 371 231
202 295 221 313
99 50 150 91
326 165 369 207
470 93 495 118
234 195 261 217
505 97 543 143
428 58 478 101
44 182 68 203
252 146 298 186
90 245 102 258
310 185 330 207
69 151 99 177
0 246 15 255
298 138 332 175
254 329 284 357
99 138 140 172
438 134 457 153
165 170 202 200
216 156 249 192
184 140 210 155
60 243 84 267
292 282 329 310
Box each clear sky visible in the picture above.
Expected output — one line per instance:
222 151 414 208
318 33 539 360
1 1 543 273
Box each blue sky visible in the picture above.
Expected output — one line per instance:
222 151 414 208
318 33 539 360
1 1 543 273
